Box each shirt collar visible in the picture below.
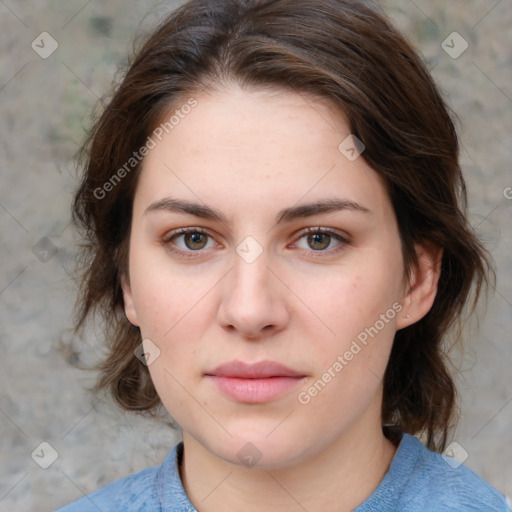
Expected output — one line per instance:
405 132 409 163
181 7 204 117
156 432 419 511
156 441 197 511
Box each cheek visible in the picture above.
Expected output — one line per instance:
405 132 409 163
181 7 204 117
128 244 207 338
303 269 400 337
292 258 402 389
296 273 399 422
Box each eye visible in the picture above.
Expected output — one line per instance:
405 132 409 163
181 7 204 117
293 227 349 255
162 226 350 259
162 227 217 257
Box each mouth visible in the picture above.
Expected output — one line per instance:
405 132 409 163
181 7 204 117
204 360 306 404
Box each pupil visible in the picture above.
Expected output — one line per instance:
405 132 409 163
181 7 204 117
310 233 329 250
187 232 205 249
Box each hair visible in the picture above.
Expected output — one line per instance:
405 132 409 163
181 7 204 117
71 0 493 452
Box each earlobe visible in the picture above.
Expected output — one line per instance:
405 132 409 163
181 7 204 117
121 275 140 327
397 242 443 329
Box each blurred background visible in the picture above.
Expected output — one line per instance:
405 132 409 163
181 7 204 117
0 1 511 510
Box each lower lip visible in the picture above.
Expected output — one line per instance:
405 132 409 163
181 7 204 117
207 376 304 403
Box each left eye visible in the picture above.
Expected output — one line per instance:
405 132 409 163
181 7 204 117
294 229 345 252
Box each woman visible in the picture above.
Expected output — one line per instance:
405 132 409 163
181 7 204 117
56 0 509 510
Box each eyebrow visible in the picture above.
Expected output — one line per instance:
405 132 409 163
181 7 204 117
143 197 372 227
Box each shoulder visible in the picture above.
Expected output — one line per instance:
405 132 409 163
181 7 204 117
393 434 509 511
53 464 160 512
357 433 509 512
54 442 197 512
52 441 192 512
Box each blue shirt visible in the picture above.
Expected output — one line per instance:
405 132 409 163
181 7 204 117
55 433 509 511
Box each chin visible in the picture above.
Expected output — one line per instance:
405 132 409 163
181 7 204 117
205 428 309 470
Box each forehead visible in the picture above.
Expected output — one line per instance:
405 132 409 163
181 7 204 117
134 83 391 218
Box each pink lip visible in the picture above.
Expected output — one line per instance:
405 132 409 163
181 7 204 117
208 360 304 378
205 360 306 403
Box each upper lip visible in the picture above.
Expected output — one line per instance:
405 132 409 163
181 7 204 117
206 360 305 378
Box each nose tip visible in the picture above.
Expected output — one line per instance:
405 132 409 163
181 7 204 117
223 320 278 340
217 257 290 339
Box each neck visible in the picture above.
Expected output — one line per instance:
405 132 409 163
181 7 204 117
179 420 397 512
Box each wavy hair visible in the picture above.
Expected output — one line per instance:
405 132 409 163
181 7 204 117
71 0 493 451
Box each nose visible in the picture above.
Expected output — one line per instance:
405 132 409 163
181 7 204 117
217 249 290 340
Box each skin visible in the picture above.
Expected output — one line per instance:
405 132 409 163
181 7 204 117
122 82 442 511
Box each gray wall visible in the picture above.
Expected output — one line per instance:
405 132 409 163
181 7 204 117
0 1 511 510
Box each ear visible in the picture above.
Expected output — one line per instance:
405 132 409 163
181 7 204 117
396 241 443 330
121 274 140 327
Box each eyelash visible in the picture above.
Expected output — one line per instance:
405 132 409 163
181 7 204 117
161 227 351 260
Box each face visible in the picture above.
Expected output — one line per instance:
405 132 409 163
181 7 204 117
122 83 410 469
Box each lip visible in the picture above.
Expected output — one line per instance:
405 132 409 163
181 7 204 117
208 360 304 379
205 360 306 403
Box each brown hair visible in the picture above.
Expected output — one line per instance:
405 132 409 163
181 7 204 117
71 0 493 451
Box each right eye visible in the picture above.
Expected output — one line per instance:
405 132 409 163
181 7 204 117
162 227 219 258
